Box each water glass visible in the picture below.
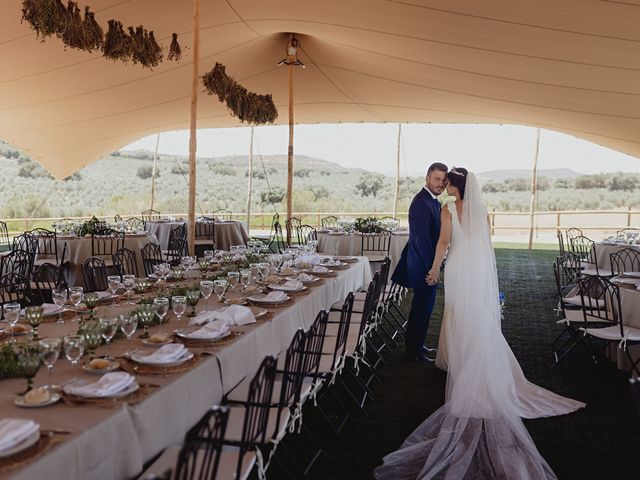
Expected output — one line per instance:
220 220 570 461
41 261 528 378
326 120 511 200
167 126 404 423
122 275 136 304
258 262 271 282
63 335 85 380
154 297 170 324
39 337 61 391
172 296 187 322
68 286 83 322
99 317 118 358
204 250 214 261
227 271 240 290
240 269 251 290
200 281 214 312
107 275 121 306
213 279 228 303
3 303 21 341
119 315 138 355
51 287 68 324
25 306 44 340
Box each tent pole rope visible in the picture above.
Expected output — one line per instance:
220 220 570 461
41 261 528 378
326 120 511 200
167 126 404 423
150 133 160 210
286 33 294 245
187 0 201 256
246 126 254 234
393 123 401 218
528 128 540 250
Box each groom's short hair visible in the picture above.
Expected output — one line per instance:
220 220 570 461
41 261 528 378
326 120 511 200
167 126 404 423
427 162 448 175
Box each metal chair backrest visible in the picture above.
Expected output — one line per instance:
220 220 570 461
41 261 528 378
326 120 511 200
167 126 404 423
297 225 317 245
141 209 161 222
557 230 565 254
569 235 598 274
553 252 581 298
565 227 584 246
82 256 109 293
125 217 145 232
174 405 230 480
0 249 32 277
361 229 392 256
91 229 125 257
213 209 232 221
577 275 619 325
112 248 139 277
303 310 329 379
141 242 164 276
321 215 338 228
31 263 67 304
0 273 30 315
29 228 58 263
0 221 10 252
610 248 640 276
332 292 355 364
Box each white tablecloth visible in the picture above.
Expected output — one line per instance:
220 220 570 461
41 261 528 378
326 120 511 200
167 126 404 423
145 221 185 250
318 231 408 273
594 242 640 275
3 257 372 480
147 221 249 251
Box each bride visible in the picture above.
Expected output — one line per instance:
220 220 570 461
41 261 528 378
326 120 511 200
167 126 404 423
374 168 585 480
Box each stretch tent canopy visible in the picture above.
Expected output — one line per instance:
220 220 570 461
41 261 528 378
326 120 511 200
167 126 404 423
1 0 640 179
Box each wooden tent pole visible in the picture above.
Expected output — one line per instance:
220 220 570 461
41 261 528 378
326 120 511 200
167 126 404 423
150 133 160 210
187 0 201 256
286 34 294 245
393 123 401 218
528 128 541 250
246 126 254 235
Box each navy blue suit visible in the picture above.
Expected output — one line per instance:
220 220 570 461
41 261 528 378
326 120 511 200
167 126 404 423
391 188 441 356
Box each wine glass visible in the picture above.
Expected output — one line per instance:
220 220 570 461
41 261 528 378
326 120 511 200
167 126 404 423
200 281 214 312
180 256 191 272
25 306 43 340
186 289 200 317
16 342 41 394
63 335 85 380
99 317 118 358
137 304 156 338
51 287 68 324
171 265 185 281
68 286 83 322
154 297 169 324
3 302 21 342
122 275 136 305
308 240 318 253
172 296 187 323
107 275 121 307
83 292 99 318
199 257 209 272
258 262 271 283
204 250 214 262
39 337 61 391
119 314 138 355
240 269 251 291
213 279 228 303
81 319 102 360
227 271 240 290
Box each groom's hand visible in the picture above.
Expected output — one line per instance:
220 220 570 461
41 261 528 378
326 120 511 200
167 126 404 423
426 269 439 285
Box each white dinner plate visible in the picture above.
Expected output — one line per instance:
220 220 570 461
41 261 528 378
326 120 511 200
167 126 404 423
175 328 232 342
620 271 640 279
0 430 40 458
247 293 290 304
268 284 306 292
286 276 320 284
15 392 61 408
63 381 139 399
249 307 269 318
130 350 194 367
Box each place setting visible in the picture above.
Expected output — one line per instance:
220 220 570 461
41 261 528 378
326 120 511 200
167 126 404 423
0 418 65 473
175 305 260 346
118 343 202 376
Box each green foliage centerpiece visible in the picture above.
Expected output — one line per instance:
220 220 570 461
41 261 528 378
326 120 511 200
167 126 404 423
354 217 384 234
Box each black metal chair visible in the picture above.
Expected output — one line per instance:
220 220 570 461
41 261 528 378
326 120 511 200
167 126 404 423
114 214 122 223
296 225 317 246
91 229 125 266
125 217 146 232
141 209 161 222
29 228 61 267
285 217 302 244
213 208 233 221
0 249 32 277
112 248 139 278
321 216 338 228
0 221 10 252
557 230 565 254
610 248 640 276
31 262 67 305
565 227 584 247
141 242 165 276
195 217 216 254
0 273 30 316
82 256 109 293
361 229 392 267
166 237 188 266
569 234 600 276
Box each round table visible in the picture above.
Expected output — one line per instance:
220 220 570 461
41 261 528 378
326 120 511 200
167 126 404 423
146 220 249 251
46 233 159 287
317 230 409 273
595 242 640 275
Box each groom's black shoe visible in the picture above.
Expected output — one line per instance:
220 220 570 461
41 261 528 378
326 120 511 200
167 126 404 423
421 345 437 356
416 352 436 363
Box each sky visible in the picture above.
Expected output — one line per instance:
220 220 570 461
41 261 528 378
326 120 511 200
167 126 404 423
122 123 640 177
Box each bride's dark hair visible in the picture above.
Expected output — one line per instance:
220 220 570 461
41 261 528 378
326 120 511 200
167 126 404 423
447 167 468 199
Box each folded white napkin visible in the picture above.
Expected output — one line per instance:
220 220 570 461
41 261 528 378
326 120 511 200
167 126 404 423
223 305 256 325
294 253 322 267
271 280 303 291
65 372 135 398
189 309 233 326
297 273 315 282
263 291 287 302
320 258 340 266
96 291 112 299
312 265 329 273
0 419 39 452
21 303 59 317
134 344 186 364
187 320 230 339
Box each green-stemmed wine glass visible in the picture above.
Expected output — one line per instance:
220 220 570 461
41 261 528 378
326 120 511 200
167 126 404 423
25 306 43 340
186 289 200 317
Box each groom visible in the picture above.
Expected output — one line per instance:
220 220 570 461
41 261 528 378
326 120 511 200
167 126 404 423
392 162 448 363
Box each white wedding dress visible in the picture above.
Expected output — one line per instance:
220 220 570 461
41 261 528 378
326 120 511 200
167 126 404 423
374 173 585 480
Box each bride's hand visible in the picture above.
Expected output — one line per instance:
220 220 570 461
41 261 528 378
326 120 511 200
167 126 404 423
426 269 439 285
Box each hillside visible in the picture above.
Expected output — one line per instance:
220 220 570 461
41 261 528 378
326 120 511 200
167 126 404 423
477 168 581 182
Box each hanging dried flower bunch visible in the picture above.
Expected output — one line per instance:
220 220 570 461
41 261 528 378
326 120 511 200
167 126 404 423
128 26 163 68
82 5 103 51
202 63 278 125
167 33 182 61
61 1 85 50
102 19 131 62
21 0 68 39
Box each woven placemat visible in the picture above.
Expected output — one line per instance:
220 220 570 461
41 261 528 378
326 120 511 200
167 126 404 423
247 298 295 309
61 383 160 408
116 354 206 376
173 332 241 349
0 434 64 473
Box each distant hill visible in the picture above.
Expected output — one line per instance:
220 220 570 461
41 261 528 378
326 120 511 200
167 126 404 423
477 168 582 182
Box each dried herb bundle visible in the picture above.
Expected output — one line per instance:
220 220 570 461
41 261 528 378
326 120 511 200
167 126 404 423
21 0 68 39
167 33 182 61
102 19 131 62
61 1 85 50
129 26 163 68
82 5 103 51
202 63 278 125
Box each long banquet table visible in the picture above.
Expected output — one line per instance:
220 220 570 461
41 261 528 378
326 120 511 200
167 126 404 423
317 230 409 273
0 257 372 479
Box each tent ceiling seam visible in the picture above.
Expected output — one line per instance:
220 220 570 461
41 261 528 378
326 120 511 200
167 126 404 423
247 18 640 72
317 62 640 120
317 37 640 96
224 0 269 39
384 0 640 43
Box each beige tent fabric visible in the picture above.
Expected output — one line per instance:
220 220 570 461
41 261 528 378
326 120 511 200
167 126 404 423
1 0 639 179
